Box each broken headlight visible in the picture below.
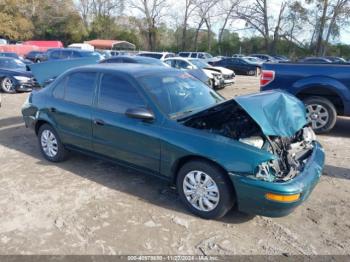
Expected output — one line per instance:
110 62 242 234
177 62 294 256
239 136 264 149
303 127 316 143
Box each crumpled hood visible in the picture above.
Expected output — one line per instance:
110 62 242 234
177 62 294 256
235 90 307 137
29 57 99 85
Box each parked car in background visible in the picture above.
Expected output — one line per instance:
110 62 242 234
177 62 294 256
298 57 333 64
323 56 347 63
22 64 324 219
177 52 218 63
137 52 175 60
164 57 234 89
232 54 245 58
0 57 37 93
41 48 102 62
250 54 277 62
210 57 260 76
100 55 167 66
178 52 213 59
25 51 46 63
0 52 33 65
242 56 264 66
261 62 350 133
100 55 210 88
272 55 290 62
67 43 94 51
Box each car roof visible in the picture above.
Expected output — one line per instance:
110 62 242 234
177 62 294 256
104 55 160 62
69 63 179 78
0 56 16 60
48 48 93 53
139 51 172 54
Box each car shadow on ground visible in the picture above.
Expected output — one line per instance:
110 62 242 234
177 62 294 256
0 118 254 224
322 117 350 138
0 116 23 127
324 165 350 181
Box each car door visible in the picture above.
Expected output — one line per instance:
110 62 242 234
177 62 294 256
91 72 161 173
49 71 97 151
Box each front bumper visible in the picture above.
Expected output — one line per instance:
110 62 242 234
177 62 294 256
223 78 235 85
228 141 325 217
15 79 39 92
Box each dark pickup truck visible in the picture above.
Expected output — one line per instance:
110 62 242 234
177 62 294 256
260 63 350 133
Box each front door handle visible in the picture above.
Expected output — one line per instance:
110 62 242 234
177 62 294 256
49 107 56 113
93 119 105 126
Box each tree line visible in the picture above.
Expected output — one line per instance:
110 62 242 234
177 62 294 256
1 0 350 58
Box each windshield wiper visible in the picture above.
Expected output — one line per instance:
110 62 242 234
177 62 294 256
170 110 194 119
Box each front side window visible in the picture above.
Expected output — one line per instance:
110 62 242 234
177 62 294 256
98 74 145 113
65 72 96 105
139 72 224 118
164 60 175 67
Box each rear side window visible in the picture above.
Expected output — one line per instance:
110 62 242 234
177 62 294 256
190 53 197 58
98 74 145 113
65 72 96 105
49 50 61 59
52 77 67 99
71 51 82 58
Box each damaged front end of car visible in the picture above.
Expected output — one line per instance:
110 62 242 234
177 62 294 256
179 90 324 216
181 90 321 183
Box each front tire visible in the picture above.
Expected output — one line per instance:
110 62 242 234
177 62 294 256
177 160 235 219
304 96 337 133
1 77 16 93
38 124 68 162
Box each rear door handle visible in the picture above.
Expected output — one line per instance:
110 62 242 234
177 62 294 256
93 119 105 126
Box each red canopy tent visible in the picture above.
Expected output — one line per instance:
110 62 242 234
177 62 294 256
0 44 39 56
22 40 63 51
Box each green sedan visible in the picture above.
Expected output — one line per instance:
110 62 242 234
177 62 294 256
22 64 325 219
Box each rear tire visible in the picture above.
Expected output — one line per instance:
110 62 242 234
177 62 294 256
38 124 68 162
303 96 337 133
177 160 235 219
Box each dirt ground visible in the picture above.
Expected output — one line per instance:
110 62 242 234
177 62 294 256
0 75 349 255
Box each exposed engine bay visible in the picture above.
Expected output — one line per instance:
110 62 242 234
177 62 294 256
181 101 316 182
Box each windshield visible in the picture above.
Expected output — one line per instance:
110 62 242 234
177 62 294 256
190 59 211 68
244 57 259 63
203 53 213 58
139 71 225 118
0 58 26 70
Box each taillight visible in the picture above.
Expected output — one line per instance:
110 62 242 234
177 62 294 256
260 70 275 87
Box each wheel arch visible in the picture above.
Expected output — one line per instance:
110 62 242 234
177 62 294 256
35 118 56 135
171 155 236 192
295 86 344 115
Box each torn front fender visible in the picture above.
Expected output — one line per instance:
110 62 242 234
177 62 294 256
29 57 99 86
235 90 307 137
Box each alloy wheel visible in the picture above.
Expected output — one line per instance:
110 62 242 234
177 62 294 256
306 104 329 130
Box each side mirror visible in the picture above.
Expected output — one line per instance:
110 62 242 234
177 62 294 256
125 107 155 121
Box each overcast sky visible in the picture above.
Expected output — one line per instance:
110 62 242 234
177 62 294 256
122 0 350 44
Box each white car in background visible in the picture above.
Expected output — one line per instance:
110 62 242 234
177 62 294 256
137 52 175 61
164 57 235 89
